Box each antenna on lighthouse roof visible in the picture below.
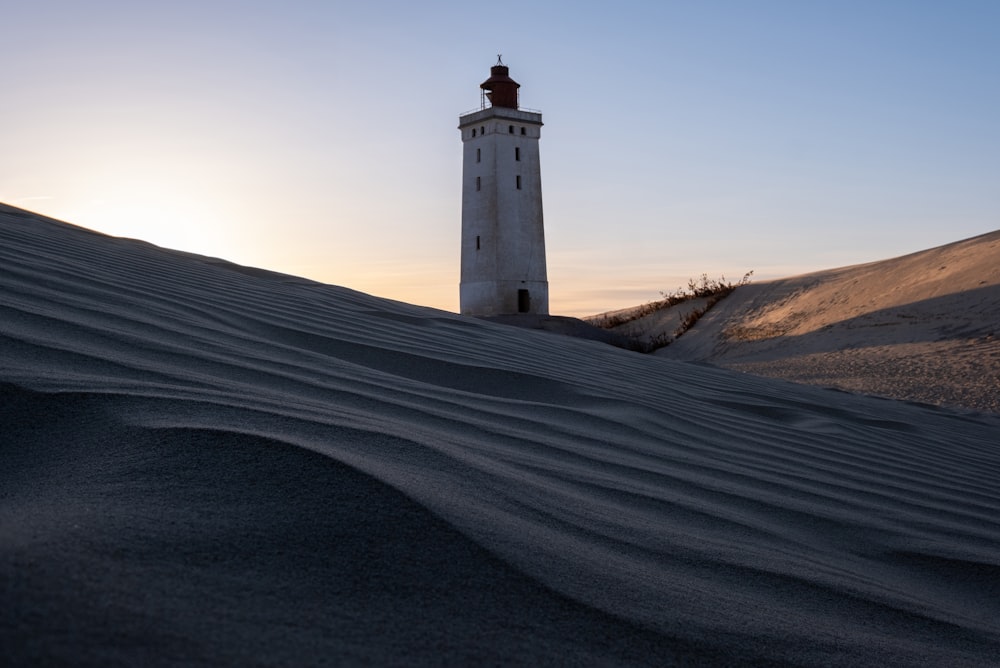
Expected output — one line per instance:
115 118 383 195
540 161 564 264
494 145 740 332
496 53 503 66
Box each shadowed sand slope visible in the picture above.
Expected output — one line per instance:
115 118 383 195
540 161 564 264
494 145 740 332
2 203 1000 666
658 231 1000 412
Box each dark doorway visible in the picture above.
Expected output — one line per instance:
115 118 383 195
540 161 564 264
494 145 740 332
517 289 530 313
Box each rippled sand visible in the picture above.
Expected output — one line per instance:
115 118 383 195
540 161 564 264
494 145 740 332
3 204 999 666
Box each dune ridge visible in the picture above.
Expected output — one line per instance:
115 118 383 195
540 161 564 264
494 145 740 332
2 204 1000 666
656 231 1000 412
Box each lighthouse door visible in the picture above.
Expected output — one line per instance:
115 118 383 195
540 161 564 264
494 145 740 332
517 289 530 313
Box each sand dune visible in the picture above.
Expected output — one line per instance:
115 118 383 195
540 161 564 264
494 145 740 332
657 231 1000 413
2 203 1000 666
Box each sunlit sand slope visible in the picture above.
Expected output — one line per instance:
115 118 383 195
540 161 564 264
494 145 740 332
2 204 999 666
659 231 1000 412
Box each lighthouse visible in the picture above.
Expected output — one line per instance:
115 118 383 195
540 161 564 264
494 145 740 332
458 58 548 316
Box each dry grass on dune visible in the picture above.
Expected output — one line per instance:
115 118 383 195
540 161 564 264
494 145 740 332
585 273 752 351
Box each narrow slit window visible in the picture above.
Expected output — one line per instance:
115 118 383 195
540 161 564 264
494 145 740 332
515 147 520 161
476 176 481 191
472 129 476 138
476 235 480 250
476 148 481 163
508 125 514 134
516 175 522 190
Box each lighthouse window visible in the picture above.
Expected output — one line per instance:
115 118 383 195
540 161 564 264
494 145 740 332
521 127 526 135
476 176 481 191
516 175 522 190
515 147 520 161
472 129 476 138
477 148 481 162
508 125 514 134
476 235 480 250
481 126 485 134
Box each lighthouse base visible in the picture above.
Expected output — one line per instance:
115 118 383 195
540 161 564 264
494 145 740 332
460 280 549 316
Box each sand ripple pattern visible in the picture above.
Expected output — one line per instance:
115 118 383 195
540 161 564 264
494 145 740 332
2 205 1000 666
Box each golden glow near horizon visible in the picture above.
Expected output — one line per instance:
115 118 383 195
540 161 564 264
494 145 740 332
0 193 961 318
3 2 997 318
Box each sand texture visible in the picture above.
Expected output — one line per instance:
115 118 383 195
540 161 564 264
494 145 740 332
656 232 1000 413
2 203 1000 666
589 297 715 349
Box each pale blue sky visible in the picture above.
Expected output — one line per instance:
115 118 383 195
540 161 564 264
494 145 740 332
3 1 998 315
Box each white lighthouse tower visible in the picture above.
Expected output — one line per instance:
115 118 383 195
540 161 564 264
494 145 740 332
459 58 548 316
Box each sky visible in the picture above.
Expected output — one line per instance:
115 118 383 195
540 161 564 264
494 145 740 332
2 1 998 316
